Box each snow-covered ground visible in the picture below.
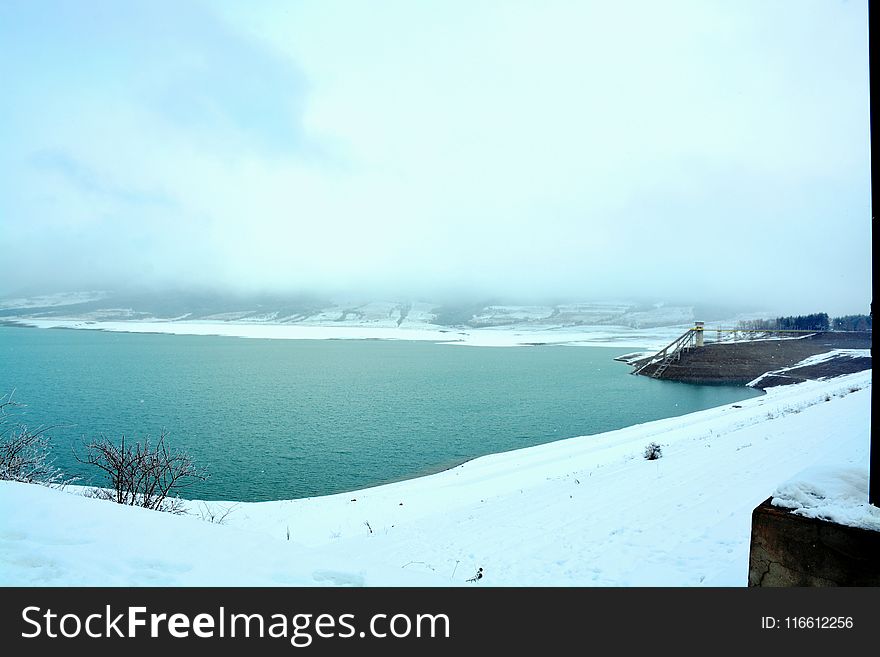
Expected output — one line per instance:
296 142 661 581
0 291 108 310
747 349 872 388
6 318 686 350
0 292 725 331
771 349 871 369
0 370 872 587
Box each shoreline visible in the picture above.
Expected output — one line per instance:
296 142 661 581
1 371 871 586
6 320 865 506
0 317 685 350
180 369 870 506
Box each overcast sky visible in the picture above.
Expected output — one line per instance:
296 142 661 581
0 1 871 315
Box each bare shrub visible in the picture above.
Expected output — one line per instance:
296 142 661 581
0 393 72 487
76 431 206 514
643 442 663 460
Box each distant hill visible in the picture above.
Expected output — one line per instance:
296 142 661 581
0 290 763 330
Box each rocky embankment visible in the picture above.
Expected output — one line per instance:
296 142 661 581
632 332 871 387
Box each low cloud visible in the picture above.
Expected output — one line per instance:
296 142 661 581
0 1 871 316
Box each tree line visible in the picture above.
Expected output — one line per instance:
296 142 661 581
737 312 871 332
832 314 872 331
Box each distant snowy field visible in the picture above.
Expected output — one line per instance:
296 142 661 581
0 291 109 310
0 293 700 331
0 293 732 350
0 370 871 587
8 318 688 350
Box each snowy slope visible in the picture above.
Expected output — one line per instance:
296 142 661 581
0 371 872 587
0 291 109 310
748 349 872 387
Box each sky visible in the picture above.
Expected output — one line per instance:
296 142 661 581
0 0 872 316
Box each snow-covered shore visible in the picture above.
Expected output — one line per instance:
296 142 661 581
5 318 687 350
0 370 872 587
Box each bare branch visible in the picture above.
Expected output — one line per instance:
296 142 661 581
0 392 75 488
76 431 206 512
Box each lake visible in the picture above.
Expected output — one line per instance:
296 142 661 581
0 326 762 501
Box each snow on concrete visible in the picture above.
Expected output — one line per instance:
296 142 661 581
771 466 880 531
0 371 872 587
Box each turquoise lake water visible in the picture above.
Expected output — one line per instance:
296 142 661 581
0 326 762 501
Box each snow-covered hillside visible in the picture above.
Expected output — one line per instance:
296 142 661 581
7 318 691 351
0 291 109 310
0 371 872 587
0 291 732 330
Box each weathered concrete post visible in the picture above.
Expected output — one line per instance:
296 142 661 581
748 498 880 586
870 301 875 507
870 328 875 507
694 321 704 347
871 397 876 506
